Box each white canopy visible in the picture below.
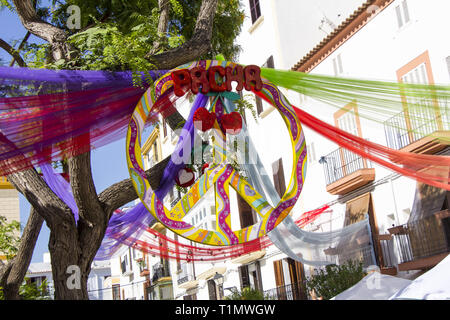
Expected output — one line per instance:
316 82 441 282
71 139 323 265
389 254 450 300
331 272 412 300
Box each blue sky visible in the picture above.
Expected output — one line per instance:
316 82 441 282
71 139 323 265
0 6 141 263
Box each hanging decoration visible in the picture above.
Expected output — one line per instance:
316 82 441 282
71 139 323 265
174 166 195 188
126 60 308 246
0 58 448 262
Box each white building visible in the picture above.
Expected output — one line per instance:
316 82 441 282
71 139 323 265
123 0 449 300
0 177 20 262
27 253 112 300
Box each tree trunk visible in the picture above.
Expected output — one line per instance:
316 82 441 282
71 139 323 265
1 207 43 300
7 0 220 300
48 220 86 300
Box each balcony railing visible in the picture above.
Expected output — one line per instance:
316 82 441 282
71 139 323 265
388 210 450 270
152 261 171 282
264 282 309 300
321 147 369 186
378 235 396 269
383 103 449 150
177 263 195 286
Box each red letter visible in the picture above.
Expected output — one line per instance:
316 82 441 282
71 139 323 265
171 69 191 97
225 66 244 92
190 67 210 94
209 66 227 92
244 65 263 91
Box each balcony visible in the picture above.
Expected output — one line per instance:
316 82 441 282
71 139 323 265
264 282 309 300
137 258 150 277
152 261 171 283
387 210 450 271
383 104 449 154
120 259 133 276
177 263 198 290
321 147 375 195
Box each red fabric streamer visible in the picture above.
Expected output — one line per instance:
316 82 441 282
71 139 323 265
113 205 331 262
253 90 450 191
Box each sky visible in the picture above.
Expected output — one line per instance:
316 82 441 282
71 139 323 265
0 5 137 263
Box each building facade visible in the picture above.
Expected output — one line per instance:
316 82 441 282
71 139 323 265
113 0 450 300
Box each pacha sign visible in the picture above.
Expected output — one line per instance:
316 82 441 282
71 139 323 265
171 65 263 96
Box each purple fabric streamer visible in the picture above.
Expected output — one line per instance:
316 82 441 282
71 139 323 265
38 161 157 260
95 202 156 260
40 163 79 223
97 94 209 259
154 93 209 198
0 66 168 95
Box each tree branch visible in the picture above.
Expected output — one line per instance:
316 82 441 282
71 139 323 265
7 168 73 228
12 0 71 61
149 0 171 55
68 152 104 227
0 38 27 67
1 207 44 300
98 155 171 217
145 0 219 69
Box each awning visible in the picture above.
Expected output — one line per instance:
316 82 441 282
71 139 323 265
196 266 227 281
230 250 266 265
408 182 448 223
178 280 199 290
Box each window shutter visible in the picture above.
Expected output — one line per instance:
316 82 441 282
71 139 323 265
272 158 286 198
395 5 403 28
402 0 410 23
265 55 274 69
238 265 250 289
446 56 450 78
255 95 263 115
237 193 255 228
207 279 217 300
273 260 284 287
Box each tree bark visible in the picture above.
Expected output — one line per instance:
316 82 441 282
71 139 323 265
11 0 72 61
1 207 43 300
7 0 219 300
146 0 219 69
149 0 171 55
0 38 27 67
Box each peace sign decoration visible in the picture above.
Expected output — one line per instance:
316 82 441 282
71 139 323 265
127 60 307 246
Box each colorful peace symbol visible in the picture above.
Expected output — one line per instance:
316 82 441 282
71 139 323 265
126 60 307 246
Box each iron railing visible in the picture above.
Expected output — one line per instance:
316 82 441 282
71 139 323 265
152 261 171 282
335 245 376 269
264 282 309 300
391 211 450 264
383 103 449 150
177 263 195 286
379 237 396 268
322 147 369 185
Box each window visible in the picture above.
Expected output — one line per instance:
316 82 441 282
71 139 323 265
395 0 410 29
336 110 359 137
446 56 450 79
255 96 264 115
112 285 121 300
249 0 261 24
307 142 317 164
272 158 286 198
332 53 343 76
263 55 274 69
162 117 167 138
238 265 250 289
237 193 256 229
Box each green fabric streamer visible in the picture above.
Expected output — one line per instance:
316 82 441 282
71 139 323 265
260 68 450 144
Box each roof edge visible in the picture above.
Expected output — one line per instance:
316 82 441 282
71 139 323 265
292 0 394 72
